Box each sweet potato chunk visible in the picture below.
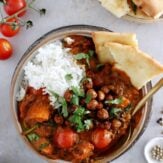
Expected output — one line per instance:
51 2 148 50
71 141 94 160
25 97 51 125
19 94 36 120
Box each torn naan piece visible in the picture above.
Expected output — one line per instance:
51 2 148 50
98 0 130 18
92 31 138 63
132 0 163 19
99 42 163 89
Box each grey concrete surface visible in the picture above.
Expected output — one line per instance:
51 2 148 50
0 0 163 163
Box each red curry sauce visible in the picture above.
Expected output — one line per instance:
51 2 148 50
18 35 142 163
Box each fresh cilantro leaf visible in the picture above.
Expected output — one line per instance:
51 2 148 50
39 143 49 151
49 90 59 99
69 106 90 132
27 133 40 142
71 86 85 97
65 74 73 81
105 97 123 105
74 53 88 60
84 119 93 130
49 90 68 117
124 104 132 112
110 108 122 118
85 94 92 104
59 97 68 118
74 51 94 67
71 95 79 105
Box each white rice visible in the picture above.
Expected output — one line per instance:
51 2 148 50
17 41 85 108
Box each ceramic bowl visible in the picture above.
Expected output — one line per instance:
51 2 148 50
10 25 152 162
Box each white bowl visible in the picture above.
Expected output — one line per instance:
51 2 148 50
144 137 163 163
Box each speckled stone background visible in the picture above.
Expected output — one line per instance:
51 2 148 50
0 0 163 163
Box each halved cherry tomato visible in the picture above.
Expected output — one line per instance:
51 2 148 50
4 0 26 17
1 18 20 37
91 128 112 149
54 127 77 149
0 38 13 60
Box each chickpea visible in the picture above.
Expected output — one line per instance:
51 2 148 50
97 109 109 120
111 119 122 129
96 102 103 110
64 90 72 102
54 114 64 124
87 89 97 99
101 86 110 94
98 90 105 101
87 100 98 110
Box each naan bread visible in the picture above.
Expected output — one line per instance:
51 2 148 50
92 32 163 89
98 0 130 18
133 0 163 19
92 31 138 63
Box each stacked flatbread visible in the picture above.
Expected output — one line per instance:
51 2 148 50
99 0 163 19
92 31 163 89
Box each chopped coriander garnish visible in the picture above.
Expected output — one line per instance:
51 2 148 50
84 119 93 130
85 94 92 104
71 95 79 105
69 106 91 132
105 97 123 105
50 91 68 118
39 143 49 151
110 108 122 118
65 74 73 81
124 104 132 112
74 50 94 67
27 133 40 142
59 97 68 118
23 124 39 135
71 86 85 97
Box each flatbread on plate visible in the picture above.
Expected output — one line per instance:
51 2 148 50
132 0 163 19
98 0 130 18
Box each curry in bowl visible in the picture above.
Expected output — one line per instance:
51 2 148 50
14 29 163 162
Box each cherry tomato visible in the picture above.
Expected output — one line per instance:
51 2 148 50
54 127 77 149
1 18 20 37
0 38 13 60
91 128 112 149
4 0 26 17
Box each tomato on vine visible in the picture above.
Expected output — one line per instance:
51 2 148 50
0 18 20 37
4 0 27 17
0 38 13 60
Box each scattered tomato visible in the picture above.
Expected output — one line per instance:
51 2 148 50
91 128 112 149
0 38 13 60
1 18 20 37
4 0 26 17
54 127 77 149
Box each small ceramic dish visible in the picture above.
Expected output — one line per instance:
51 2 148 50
144 137 163 163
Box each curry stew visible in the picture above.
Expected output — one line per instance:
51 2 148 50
18 35 142 162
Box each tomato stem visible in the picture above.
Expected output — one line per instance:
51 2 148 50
0 0 46 28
